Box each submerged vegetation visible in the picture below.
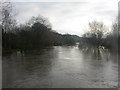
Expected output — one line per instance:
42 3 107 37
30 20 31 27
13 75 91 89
1 2 77 53
79 20 118 53
2 17 77 52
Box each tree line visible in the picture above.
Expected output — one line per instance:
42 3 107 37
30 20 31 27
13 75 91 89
1 1 119 53
2 16 77 52
1 2 78 53
79 20 118 53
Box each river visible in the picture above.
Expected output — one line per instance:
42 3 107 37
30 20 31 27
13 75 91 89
2 46 118 88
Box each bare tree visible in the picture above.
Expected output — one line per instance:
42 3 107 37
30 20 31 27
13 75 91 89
110 18 118 52
112 18 118 35
86 21 108 57
1 0 17 49
88 21 106 39
1 0 16 32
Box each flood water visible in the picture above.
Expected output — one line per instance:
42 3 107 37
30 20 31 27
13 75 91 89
2 46 118 88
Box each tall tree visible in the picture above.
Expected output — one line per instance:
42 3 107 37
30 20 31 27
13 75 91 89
1 1 17 49
88 21 106 39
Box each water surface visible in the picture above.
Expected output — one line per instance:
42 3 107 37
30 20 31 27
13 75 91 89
3 46 118 88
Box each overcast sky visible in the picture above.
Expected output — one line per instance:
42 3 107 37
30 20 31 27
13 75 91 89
11 0 118 36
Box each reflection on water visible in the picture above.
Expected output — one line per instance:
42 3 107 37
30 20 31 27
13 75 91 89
3 46 118 88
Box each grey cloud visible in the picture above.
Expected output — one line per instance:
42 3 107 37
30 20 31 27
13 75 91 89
12 1 117 36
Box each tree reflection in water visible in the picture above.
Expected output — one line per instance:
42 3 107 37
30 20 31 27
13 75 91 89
79 45 112 61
